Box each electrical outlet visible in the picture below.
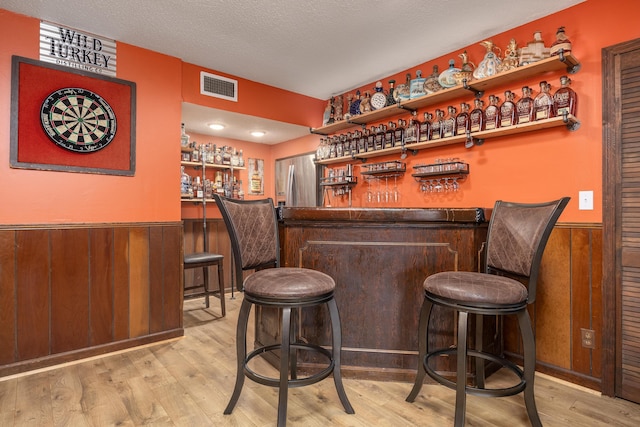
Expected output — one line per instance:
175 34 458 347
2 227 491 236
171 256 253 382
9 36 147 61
581 328 596 349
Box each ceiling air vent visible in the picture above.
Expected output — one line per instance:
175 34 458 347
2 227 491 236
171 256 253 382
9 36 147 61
200 71 238 102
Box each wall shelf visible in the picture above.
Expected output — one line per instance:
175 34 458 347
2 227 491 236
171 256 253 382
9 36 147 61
316 114 579 165
310 53 580 136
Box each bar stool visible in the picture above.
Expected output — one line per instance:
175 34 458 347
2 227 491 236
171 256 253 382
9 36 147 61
183 251 225 316
406 198 569 427
214 195 354 427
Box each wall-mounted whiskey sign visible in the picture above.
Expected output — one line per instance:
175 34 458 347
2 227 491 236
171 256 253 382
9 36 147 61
40 20 116 77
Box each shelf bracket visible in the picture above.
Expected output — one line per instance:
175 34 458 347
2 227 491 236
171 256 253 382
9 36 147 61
462 79 484 98
351 153 367 163
464 131 484 148
562 111 581 131
309 127 329 136
558 49 581 74
396 99 417 113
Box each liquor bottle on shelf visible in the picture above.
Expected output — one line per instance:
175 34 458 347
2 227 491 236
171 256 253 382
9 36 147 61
534 81 555 120
469 98 485 133
485 95 501 130
385 121 396 148
366 127 376 152
231 149 239 167
550 26 572 56
554 76 577 117
329 137 337 158
191 142 200 162
395 119 406 147
419 112 432 142
349 132 357 154
423 65 442 94
442 106 457 138
336 136 344 157
238 149 245 167
374 125 385 150
237 180 245 200
516 86 535 124
180 166 191 198
405 112 420 144
342 133 351 157
431 109 445 140
204 179 213 199
180 123 190 148
214 145 223 164
193 176 203 199
500 90 517 127
222 146 232 165
356 130 366 154
455 102 471 136
410 70 426 99
386 80 397 106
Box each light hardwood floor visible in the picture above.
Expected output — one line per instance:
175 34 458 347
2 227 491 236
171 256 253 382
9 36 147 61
1 294 639 426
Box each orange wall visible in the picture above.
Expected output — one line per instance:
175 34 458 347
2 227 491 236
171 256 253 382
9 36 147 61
301 0 640 223
181 62 325 127
0 10 183 224
4 2 640 225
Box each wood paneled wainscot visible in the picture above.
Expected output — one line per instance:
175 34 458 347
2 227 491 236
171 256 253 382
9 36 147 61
256 209 604 391
0 223 183 377
257 207 490 382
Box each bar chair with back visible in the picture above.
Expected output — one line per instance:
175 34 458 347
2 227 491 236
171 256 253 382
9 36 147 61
214 194 354 427
406 197 570 426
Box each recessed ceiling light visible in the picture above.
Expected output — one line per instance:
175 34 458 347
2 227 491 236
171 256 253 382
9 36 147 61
208 123 225 130
251 131 266 137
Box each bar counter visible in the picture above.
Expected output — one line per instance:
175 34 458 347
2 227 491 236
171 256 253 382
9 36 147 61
254 207 494 382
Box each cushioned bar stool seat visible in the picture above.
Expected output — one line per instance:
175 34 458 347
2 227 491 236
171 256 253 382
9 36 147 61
214 195 354 427
183 251 225 317
406 198 570 427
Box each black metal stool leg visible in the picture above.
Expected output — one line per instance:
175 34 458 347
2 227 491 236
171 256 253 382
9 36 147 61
455 311 469 427
224 298 251 415
278 307 292 427
217 261 226 317
327 298 354 414
203 266 210 308
518 309 542 427
406 298 433 402
475 313 485 389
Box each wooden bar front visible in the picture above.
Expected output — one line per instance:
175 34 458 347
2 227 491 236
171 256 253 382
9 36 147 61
255 207 491 382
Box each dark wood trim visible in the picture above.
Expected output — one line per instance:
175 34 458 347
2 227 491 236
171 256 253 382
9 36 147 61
601 38 640 398
0 329 183 378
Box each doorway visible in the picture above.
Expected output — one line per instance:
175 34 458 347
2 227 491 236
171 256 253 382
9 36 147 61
603 37 640 402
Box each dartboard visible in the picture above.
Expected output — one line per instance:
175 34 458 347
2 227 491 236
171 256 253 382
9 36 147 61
40 88 117 153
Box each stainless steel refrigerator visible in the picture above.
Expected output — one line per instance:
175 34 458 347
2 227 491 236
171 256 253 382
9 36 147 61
275 152 322 207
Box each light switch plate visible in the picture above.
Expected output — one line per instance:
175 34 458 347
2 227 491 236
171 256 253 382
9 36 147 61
579 190 594 210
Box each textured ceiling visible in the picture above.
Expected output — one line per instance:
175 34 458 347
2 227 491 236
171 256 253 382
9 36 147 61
1 0 584 143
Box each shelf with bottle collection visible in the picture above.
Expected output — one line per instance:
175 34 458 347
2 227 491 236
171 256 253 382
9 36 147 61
311 52 580 138
180 129 247 203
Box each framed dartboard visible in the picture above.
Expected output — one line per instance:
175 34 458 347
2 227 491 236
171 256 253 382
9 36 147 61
40 87 117 153
10 56 136 176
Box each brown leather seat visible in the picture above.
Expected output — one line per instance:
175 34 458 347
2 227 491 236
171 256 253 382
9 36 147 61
214 195 354 427
407 198 570 427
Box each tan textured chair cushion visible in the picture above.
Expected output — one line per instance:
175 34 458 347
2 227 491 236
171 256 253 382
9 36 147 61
424 271 528 306
244 267 335 300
